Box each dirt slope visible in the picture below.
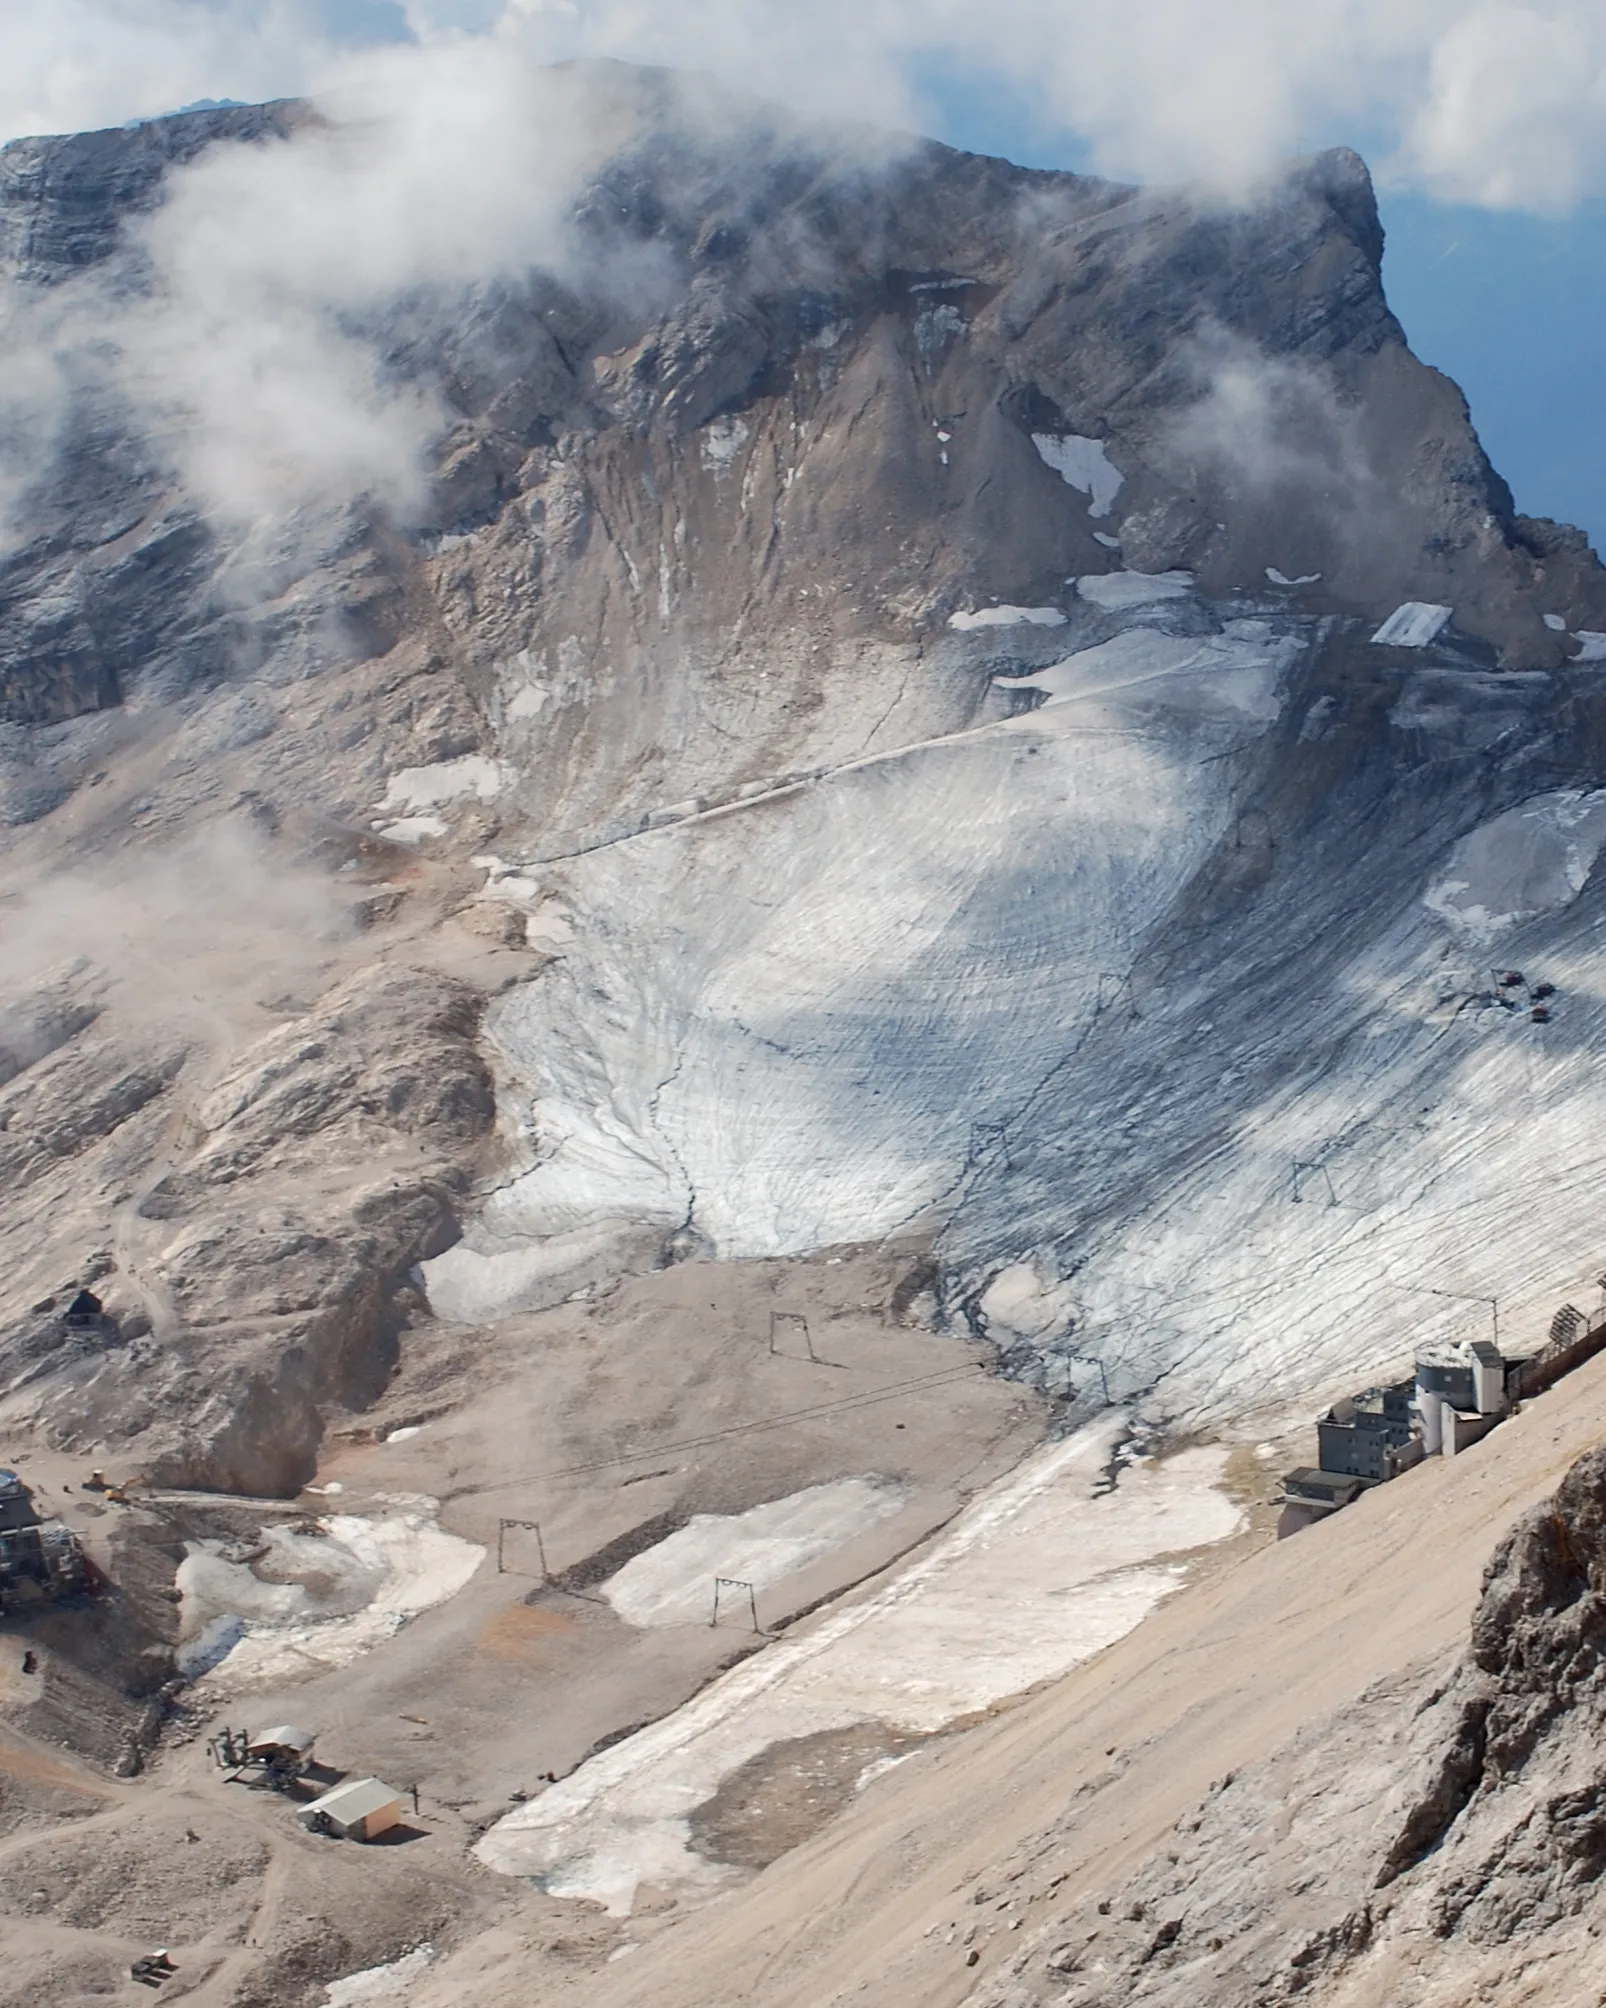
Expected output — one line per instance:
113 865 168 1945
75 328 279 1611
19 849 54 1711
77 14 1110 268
398 1359 1606 2008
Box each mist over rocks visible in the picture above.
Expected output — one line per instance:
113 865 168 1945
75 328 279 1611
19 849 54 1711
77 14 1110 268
0 100 303 281
0 64 1597 741
0 958 494 1496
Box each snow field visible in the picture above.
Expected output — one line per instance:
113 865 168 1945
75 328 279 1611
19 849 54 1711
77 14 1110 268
601 1478 911 1628
475 1419 1241 1911
175 1499 483 1690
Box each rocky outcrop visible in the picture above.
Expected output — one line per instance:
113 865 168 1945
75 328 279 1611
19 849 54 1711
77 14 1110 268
990 1447 1606 2007
0 965 493 1496
0 102 301 281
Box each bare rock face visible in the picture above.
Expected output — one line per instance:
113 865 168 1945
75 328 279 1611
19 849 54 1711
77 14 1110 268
0 102 300 280
0 67 1598 754
0 965 492 1495
992 1447 1606 2008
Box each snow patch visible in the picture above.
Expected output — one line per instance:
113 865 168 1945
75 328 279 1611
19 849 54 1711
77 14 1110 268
1032 434 1123 517
1372 602 1452 648
176 1503 483 1691
602 1478 909 1628
375 815 447 846
473 856 546 906
979 1261 1079 1346
475 1422 1240 1912
1572 631 1606 660
507 683 549 720
427 1218 668 1325
522 899 574 949
324 1946 434 2008
1544 613 1568 632
1266 566 1321 586
700 416 749 472
915 303 967 360
175 1613 246 1682
1425 789 1606 940
1076 570 1194 611
381 756 510 811
948 605 1066 631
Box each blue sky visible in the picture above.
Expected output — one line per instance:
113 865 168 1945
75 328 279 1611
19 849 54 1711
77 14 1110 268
1377 197 1606 544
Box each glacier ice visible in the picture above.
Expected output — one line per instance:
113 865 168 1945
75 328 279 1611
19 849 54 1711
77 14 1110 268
426 590 1606 1430
424 617 1290 1324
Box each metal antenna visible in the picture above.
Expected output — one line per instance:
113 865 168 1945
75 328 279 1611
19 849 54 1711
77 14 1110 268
1095 971 1140 1020
1065 1354 1112 1405
1428 1288 1499 1350
769 1311 819 1363
1291 1160 1339 1206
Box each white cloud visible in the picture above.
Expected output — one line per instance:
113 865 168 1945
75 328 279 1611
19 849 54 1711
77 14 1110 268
114 40 626 527
1166 326 1378 507
0 2 350 142
4 3 1604 215
0 37 678 543
1405 3 1606 210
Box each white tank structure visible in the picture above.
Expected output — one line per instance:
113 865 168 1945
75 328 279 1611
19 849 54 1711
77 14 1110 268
1414 1388 1445 1457
1470 1341 1507 1416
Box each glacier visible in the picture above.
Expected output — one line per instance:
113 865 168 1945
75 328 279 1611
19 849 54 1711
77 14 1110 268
425 581 1606 1426
425 601 1296 1321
